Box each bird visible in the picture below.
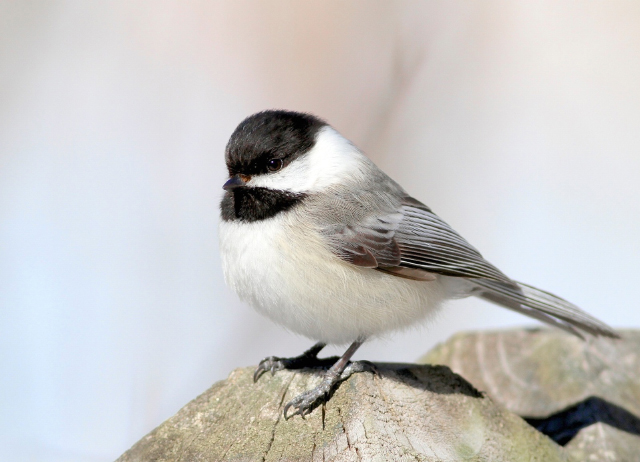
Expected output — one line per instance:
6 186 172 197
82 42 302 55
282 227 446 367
218 109 619 419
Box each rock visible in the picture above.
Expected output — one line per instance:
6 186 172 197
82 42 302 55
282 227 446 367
116 329 640 461
116 363 566 461
420 328 640 461
564 423 640 462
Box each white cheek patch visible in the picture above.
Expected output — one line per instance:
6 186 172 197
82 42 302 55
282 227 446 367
247 155 313 193
247 127 367 194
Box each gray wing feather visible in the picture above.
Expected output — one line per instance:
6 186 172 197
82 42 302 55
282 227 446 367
395 200 512 282
324 212 402 268
472 279 619 338
322 195 511 282
319 191 618 339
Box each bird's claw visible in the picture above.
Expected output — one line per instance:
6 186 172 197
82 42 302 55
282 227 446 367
282 360 377 419
341 360 379 379
253 347 338 383
253 356 287 382
283 381 332 420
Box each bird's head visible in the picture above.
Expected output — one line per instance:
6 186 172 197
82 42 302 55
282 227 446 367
221 110 364 222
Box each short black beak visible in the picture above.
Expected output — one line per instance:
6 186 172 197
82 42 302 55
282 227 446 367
223 175 247 190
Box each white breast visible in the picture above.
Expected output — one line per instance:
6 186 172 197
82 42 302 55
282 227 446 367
219 211 449 345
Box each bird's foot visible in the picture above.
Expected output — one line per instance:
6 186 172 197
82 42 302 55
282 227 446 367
283 360 377 419
253 343 336 382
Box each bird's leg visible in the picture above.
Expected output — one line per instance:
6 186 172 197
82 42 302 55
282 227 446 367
283 339 376 419
253 342 333 382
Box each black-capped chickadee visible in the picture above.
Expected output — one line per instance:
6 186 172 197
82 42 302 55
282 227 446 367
219 110 618 418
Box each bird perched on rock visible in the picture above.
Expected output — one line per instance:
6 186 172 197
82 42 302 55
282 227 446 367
219 110 618 418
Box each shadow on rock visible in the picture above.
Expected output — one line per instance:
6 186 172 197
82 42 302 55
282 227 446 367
293 360 484 400
524 396 640 445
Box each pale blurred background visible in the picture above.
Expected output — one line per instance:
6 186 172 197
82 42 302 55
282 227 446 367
1 1 639 460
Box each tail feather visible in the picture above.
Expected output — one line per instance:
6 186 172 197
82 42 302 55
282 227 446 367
472 279 619 339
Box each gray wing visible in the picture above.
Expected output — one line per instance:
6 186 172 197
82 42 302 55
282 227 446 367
323 195 511 283
322 195 618 339
322 208 403 269
393 198 511 282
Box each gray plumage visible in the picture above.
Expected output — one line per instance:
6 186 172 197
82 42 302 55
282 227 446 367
300 147 618 340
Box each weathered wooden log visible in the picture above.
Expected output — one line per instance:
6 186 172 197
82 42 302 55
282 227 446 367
116 329 640 461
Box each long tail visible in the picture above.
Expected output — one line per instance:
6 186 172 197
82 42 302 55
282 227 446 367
471 279 619 339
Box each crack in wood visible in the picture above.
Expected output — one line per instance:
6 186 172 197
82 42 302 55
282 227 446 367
261 373 295 462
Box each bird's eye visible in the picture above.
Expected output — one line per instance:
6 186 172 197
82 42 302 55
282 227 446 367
267 158 284 172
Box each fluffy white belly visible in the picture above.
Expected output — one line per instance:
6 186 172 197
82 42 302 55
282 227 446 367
219 212 448 344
